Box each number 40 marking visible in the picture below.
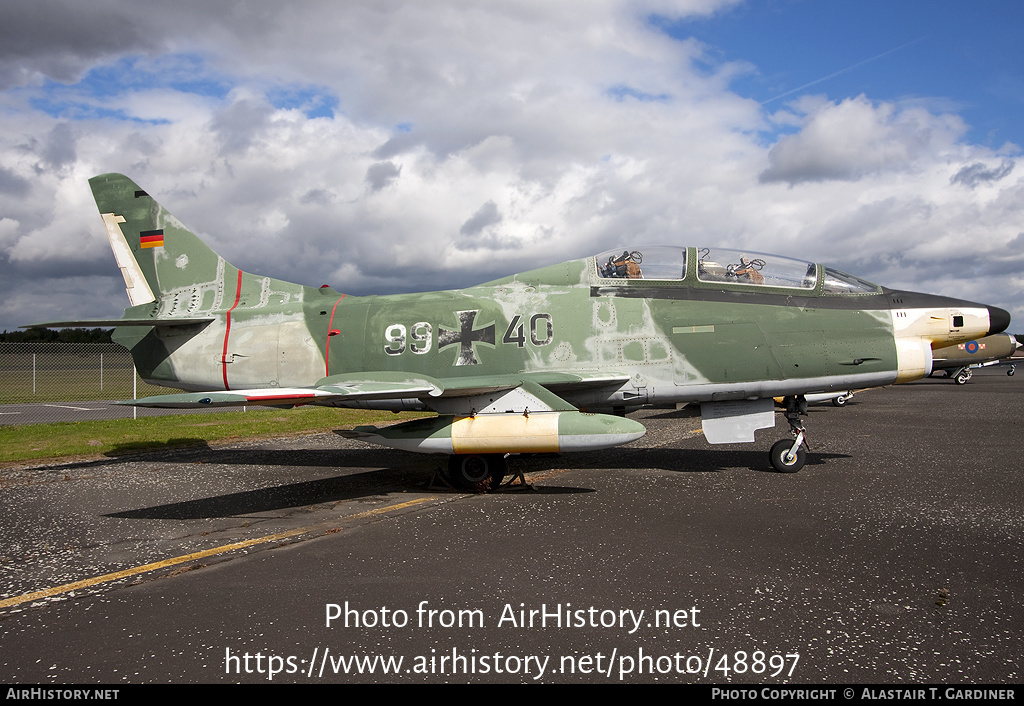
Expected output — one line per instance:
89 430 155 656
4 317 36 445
503 313 553 347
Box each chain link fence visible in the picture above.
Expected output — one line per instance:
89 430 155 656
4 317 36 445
0 342 254 425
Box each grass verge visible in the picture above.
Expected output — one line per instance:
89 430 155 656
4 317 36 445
0 407 428 465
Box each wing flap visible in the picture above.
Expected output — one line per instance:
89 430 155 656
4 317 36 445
315 372 444 399
522 370 632 389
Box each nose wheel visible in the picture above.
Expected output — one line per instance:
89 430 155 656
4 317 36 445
770 396 808 473
832 392 853 407
953 368 972 385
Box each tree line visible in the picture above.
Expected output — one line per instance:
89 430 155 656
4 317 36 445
0 328 114 343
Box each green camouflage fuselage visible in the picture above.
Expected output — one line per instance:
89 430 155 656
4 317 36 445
112 249 903 411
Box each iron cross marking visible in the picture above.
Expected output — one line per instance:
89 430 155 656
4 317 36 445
439 310 495 366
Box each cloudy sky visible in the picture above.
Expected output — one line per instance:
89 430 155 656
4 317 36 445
2 0 1022 331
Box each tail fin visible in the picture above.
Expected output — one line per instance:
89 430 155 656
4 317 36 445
89 173 234 312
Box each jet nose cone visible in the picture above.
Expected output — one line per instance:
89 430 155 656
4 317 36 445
988 305 1012 335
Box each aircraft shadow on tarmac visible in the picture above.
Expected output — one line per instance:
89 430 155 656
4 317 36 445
102 462 599 520
101 443 847 520
572 446 848 474
102 438 217 456
101 443 416 469
104 465 434 519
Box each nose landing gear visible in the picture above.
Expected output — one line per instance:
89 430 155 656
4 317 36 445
770 396 808 472
952 367 973 385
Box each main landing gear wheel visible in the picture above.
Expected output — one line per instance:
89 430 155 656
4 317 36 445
447 454 507 493
954 370 972 385
770 439 806 473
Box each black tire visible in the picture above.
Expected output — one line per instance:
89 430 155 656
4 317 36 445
832 395 847 407
955 371 971 385
1008 366 1015 377
447 454 507 493
769 439 806 473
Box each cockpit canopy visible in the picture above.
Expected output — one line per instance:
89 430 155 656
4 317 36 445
594 246 879 294
696 248 815 289
597 247 685 280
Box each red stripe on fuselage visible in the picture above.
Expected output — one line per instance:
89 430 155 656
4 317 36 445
324 295 345 377
222 270 243 390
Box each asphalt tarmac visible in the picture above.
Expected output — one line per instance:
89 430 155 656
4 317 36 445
0 368 1021 684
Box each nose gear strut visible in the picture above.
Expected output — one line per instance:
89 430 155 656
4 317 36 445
770 395 809 472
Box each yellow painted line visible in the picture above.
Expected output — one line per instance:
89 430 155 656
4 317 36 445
0 529 303 610
0 496 438 610
340 496 437 520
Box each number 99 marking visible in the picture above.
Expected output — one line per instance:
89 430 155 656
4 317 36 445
410 322 432 354
384 324 406 355
385 322 432 355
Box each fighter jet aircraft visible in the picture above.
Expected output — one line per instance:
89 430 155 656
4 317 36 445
27 174 1011 488
929 333 1020 384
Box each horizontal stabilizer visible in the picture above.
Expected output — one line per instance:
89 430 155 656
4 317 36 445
23 317 214 329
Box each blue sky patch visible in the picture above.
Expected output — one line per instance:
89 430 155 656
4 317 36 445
23 53 232 123
28 93 170 125
20 53 344 124
607 85 670 103
651 0 1024 149
74 54 231 100
266 85 338 119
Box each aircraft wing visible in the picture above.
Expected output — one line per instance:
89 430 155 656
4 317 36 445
120 375 444 409
116 370 627 410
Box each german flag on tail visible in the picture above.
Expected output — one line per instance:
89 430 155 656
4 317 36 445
140 229 164 249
